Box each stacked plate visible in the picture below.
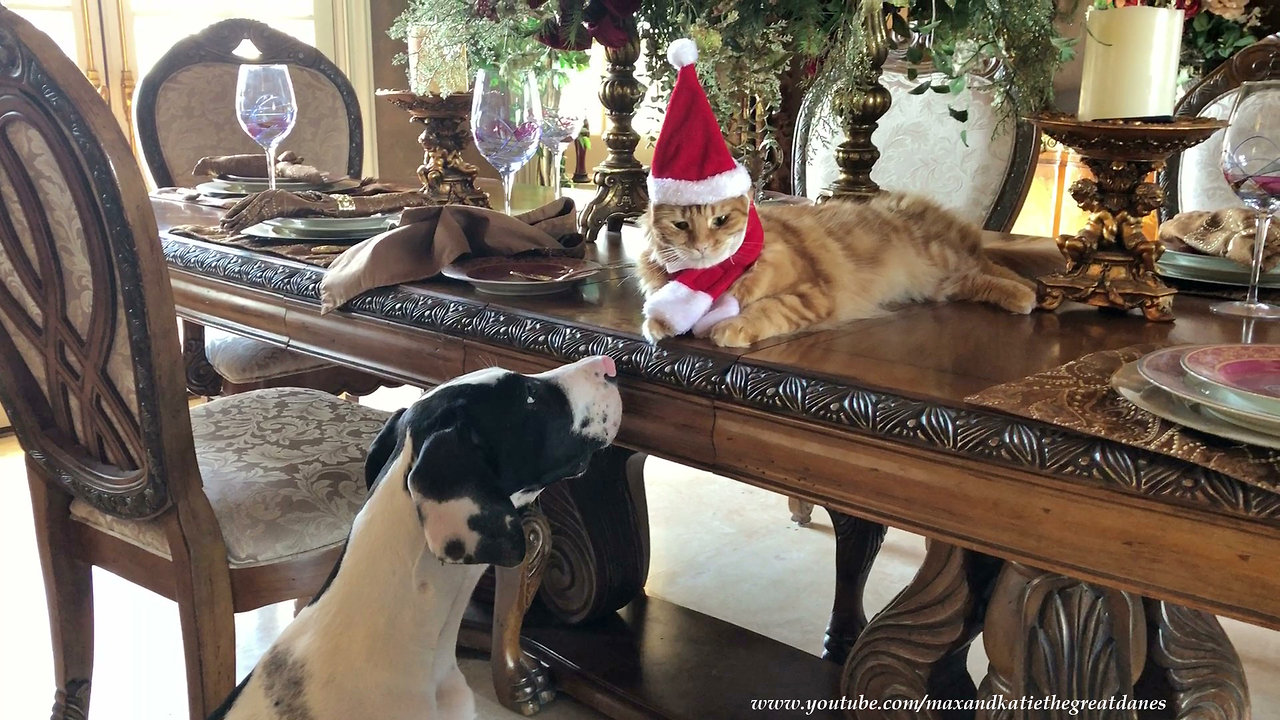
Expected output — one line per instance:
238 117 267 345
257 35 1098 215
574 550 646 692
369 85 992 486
195 175 361 198
1112 344 1280 449
241 212 401 242
1156 249 1280 288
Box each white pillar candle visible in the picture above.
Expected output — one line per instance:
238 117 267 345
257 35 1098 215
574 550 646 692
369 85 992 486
407 24 470 96
1077 6 1184 121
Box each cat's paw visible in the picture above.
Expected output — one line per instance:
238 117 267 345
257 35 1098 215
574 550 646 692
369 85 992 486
709 318 758 348
642 315 678 344
1008 285 1037 315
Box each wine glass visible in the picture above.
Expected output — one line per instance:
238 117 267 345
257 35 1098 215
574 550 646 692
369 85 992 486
471 69 542 213
1214 80 1280 319
539 74 586 199
235 64 297 191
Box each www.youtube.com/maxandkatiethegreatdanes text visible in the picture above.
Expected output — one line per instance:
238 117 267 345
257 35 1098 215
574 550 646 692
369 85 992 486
748 694 1167 716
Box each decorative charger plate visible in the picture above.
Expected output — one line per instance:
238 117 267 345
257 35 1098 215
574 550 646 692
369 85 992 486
195 177 360 197
442 256 602 296
240 222 381 244
1181 344 1280 418
260 213 400 239
1112 361 1280 450
1155 258 1280 288
1135 345 1280 436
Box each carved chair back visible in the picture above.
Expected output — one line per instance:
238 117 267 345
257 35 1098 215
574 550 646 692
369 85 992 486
0 7 199 520
134 18 363 189
792 67 1039 232
1160 38 1280 219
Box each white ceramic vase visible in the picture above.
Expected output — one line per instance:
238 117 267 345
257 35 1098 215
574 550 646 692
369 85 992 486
1077 6 1184 121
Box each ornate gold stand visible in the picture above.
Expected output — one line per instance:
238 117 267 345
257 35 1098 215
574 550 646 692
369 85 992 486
820 0 892 201
1032 114 1224 321
376 90 490 207
579 32 649 241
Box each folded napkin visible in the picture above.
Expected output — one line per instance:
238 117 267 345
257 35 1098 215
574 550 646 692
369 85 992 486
319 198 585 313
1159 208 1280 271
221 189 432 233
193 150 327 184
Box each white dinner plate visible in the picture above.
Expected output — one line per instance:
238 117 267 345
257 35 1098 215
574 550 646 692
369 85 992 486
1112 361 1280 450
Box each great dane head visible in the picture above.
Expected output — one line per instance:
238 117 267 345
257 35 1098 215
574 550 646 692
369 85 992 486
365 356 622 567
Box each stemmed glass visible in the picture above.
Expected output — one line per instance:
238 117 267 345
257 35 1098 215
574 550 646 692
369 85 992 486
472 69 542 214
539 74 586 199
235 64 297 191
1214 80 1280 319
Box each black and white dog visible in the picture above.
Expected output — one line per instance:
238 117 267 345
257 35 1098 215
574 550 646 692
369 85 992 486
210 356 622 720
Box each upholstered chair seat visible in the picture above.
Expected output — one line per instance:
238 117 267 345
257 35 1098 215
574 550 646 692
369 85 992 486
70 388 387 566
204 330 333 386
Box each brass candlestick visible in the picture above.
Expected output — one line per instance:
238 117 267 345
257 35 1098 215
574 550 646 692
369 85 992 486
376 90 490 208
579 32 649 241
1032 114 1225 322
821 0 892 201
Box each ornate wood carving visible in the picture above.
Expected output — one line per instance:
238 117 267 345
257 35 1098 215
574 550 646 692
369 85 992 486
977 563 1146 720
52 678 90 720
579 29 649 242
535 446 649 624
822 509 887 664
1159 39 1280 220
163 236 1280 522
180 321 223 396
844 542 1000 719
489 506 556 715
133 18 364 187
1140 599 1250 720
0 18 186 519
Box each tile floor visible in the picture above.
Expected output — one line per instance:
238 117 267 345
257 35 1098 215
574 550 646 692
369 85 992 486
1 386 1277 718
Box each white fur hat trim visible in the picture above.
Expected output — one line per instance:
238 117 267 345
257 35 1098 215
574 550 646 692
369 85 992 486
667 38 698 69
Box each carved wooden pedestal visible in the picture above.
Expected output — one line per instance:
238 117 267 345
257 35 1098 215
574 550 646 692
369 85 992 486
844 542 1251 720
376 90 490 208
579 35 649 242
823 509 888 664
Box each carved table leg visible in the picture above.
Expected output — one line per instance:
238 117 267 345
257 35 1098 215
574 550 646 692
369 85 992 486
822 508 886 664
1136 599 1250 720
490 507 556 715
180 320 222 396
578 30 649 242
977 563 1147 720
536 446 650 624
789 498 815 525
844 541 1001 719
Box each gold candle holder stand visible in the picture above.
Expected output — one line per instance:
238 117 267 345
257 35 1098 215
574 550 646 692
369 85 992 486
377 90 491 208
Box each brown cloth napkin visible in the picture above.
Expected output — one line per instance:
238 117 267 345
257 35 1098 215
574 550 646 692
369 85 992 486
221 189 432 233
192 150 326 184
319 198 585 313
966 345 1280 495
1159 208 1280 270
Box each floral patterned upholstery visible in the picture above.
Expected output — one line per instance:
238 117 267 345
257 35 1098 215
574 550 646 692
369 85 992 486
1177 89 1246 213
204 328 332 384
151 63 351 188
801 72 1017 227
70 388 391 567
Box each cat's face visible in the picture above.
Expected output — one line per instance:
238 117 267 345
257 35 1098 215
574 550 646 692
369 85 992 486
643 195 751 271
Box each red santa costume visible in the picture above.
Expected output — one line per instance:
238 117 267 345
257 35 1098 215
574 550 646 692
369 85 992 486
642 38 765 340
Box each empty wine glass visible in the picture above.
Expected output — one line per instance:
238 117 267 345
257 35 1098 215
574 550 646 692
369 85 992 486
235 64 297 191
1214 80 1280 319
539 74 586 199
472 69 542 213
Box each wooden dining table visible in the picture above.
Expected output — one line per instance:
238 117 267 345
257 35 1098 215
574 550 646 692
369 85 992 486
155 195 1276 720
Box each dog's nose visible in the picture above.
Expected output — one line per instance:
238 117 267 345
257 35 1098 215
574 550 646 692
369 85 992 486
598 355 617 378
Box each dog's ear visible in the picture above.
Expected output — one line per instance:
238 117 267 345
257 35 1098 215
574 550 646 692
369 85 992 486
365 408 406 491
407 424 525 567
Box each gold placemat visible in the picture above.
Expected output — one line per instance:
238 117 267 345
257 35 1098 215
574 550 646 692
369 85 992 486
966 345 1280 494
168 224 347 267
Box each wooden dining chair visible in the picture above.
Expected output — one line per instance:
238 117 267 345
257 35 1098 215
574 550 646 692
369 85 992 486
0 11 390 719
792 64 1040 232
133 17 386 398
1160 37 1280 220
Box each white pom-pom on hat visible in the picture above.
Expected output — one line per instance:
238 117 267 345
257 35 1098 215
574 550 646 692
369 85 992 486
667 38 698 69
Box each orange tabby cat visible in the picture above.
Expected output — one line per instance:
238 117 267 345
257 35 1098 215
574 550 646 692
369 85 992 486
637 192 1037 347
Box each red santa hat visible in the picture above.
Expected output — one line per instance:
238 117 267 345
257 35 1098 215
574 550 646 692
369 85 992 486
647 38 753 205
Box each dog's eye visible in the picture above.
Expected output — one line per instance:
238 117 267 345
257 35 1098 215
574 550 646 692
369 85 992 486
672 220 689 231
710 215 728 228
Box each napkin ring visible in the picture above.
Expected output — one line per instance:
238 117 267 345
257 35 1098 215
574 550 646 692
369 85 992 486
330 194 356 212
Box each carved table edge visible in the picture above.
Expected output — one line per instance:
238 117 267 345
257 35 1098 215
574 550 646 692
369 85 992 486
163 238 1280 523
